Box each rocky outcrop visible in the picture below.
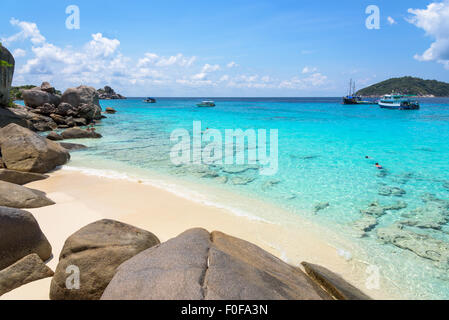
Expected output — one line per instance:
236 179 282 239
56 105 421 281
22 87 61 108
0 180 55 208
0 169 48 185
0 124 70 173
61 85 102 120
50 219 160 300
61 127 102 139
0 254 54 296
0 206 52 270
301 262 371 300
0 44 15 107
102 228 331 300
313 202 329 214
0 105 57 131
97 86 125 100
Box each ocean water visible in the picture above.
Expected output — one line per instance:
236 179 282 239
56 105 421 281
36 97 449 299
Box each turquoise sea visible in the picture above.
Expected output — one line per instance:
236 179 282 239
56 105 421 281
35 97 449 299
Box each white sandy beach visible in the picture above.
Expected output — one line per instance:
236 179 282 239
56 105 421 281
1 168 397 300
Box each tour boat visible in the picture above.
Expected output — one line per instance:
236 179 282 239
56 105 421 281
197 100 216 107
378 94 420 110
144 97 156 103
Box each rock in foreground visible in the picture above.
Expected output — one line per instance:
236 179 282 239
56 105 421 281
102 228 331 300
0 254 54 296
0 44 15 107
0 169 48 185
301 262 371 300
0 124 70 173
0 180 55 208
50 219 160 300
0 206 52 270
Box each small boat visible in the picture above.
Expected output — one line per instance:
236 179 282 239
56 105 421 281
378 94 420 110
144 97 156 103
197 100 215 107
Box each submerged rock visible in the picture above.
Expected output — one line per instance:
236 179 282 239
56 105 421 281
0 206 52 270
352 215 378 238
105 107 117 114
231 176 255 185
50 219 160 300
378 186 406 197
313 202 330 214
0 254 54 296
58 142 87 151
377 223 449 267
360 202 386 217
102 228 332 300
383 201 408 211
214 176 228 184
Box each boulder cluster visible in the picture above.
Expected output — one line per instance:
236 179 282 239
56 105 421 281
97 86 125 100
20 82 103 130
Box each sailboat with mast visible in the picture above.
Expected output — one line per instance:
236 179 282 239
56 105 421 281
342 79 376 105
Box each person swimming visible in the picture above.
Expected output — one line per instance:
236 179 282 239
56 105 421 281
375 163 383 169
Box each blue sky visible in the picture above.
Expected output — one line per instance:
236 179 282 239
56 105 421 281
1 0 449 96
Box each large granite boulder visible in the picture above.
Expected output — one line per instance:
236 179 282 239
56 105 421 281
0 180 55 208
105 107 117 114
0 206 52 270
61 86 102 120
0 106 30 129
40 82 56 94
301 262 371 300
61 127 102 139
0 169 48 185
0 124 70 173
98 86 125 100
0 44 15 107
22 87 61 108
46 131 63 141
59 142 87 151
0 254 54 296
50 219 160 300
1 106 58 132
102 228 331 300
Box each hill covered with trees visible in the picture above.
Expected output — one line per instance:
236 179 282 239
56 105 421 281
356 77 449 97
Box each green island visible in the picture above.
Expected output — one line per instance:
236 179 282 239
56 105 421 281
357 76 449 97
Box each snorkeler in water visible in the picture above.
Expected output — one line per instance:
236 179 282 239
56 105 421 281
375 163 383 169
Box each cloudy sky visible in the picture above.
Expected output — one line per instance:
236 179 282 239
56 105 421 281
1 0 449 97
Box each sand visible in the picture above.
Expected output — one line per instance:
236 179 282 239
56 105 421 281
1 168 397 300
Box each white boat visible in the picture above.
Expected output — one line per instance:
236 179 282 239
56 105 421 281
378 94 419 110
197 100 215 107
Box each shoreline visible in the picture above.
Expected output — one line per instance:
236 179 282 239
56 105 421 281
1 167 399 300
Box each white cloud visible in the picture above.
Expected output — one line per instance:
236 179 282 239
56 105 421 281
85 33 120 58
302 66 318 74
12 48 26 58
387 16 397 25
1 18 46 45
280 73 328 89
202 63 220 73
408 0 449 69
191 72 207 80
155 53 196 67
227 61 238 68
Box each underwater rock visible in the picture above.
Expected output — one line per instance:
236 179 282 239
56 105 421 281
399 205 449 231
378 186 406 197
383 201 408 211
421 193 449 209
222 165 258 174
352 215 378 238
214 176 228 184
261 179 281 190
360 202 386 217
443 182 449 190
313 202 330 214
377 223 449 267
231 176 255 185
376 169 389 178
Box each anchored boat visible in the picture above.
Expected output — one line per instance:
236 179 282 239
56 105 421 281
342 79 376 105
378 94 420 110
144 97 156 103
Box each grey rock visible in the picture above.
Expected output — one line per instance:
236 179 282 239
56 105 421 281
0 254 54 296
301 262 371 300
231 176 255 185
61 86 102 120
101 228 331 300
105 107 117 114
58 142 87 151
0 206 52 270
0 124 70 173
40 82 56 94
360 202 386 217
22 87 60 108
313 202 330 214
61 127 102 139
0 44 15 107
50 219 160 300
352 215 378 238
46 131 63 141
0 169 48 185
379 186 406 197
0 180 55 208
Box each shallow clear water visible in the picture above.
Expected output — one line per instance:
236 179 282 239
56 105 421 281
43 97 449 299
